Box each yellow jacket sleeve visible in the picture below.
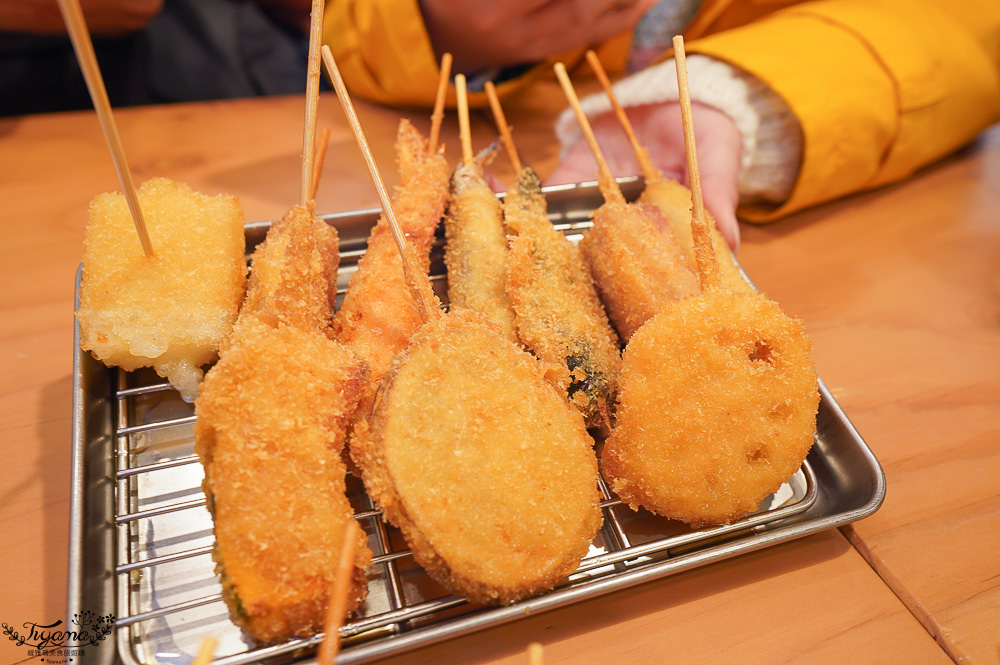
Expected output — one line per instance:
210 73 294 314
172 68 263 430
322 0 630 109
686 0 1000 220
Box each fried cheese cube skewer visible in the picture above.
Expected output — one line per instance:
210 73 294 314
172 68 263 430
601 37 819 526
194 1 372 643
77 177 247 401
444 73 519 343
554 64 700 342
325 46 602 606
484 82 621 428
584 50 748 293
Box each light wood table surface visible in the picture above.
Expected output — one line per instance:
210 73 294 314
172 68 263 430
1 85 997 665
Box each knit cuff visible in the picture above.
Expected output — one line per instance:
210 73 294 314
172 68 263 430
554 54 803 204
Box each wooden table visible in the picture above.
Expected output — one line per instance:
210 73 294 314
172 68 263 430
1 86 997 665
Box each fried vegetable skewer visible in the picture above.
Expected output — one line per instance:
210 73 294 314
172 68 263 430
485 82 621 428
194 3 373 643
554 62 698 341
601 37 820 526
444 74 519 342
584 50 748 292
326 47 603 606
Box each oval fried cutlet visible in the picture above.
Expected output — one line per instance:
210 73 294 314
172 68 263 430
195 319 372 643
352 310 602 605
602 289 820 526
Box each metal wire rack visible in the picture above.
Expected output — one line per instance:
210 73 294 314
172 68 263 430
68 180 883 665
108 347 817 665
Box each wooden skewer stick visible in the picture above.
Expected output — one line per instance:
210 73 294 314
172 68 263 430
585 49 659 183
428 52 453 154
190 636 217 665
455 74 475 168
553 62 625 205
300 0 325 206
322 45 438 323
527 642 544 665
317 521 360 665
672 35 720 290
484 81 522 174
56 0 153 257
310 127 332 201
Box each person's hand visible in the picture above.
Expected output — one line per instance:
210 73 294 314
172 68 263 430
419 0 657 74
547 101 743 251
0 0 163 35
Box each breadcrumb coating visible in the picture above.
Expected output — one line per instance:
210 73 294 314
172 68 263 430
503 168 621 427
603 289 819 526
352 310 602 605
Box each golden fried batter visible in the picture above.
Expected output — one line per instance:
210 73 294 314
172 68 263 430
580 200 699 341
195 318 371 643
77 177 246 401
232 202 339 339
352 310 602 605
640 177 749 293
602 289 819 526
503 168 621 427
444 160 518 343
333 119 450 400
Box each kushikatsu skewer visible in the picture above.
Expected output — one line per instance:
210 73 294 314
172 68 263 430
584 49 747 291
484 82 621 428
444 74 519 341
554 62 698 341
600 36 820 526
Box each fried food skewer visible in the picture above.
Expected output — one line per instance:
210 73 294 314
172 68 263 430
554 62 698 341
444 74 519 342
194 7 373 643
310 126 332 201
584 50 747 291
485 82 621 428
326 49 603 606
601 36 819 526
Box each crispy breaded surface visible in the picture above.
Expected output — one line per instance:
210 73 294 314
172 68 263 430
580 200 699 341
333 119 450 385
444 162 518 343
195 318 371 643
233 203 339 339
77 177 246 400
640 177 748 293
602 289 819 526
352 310 602 605
503 168 621 427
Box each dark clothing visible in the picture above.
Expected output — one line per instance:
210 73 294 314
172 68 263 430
0 0 309 116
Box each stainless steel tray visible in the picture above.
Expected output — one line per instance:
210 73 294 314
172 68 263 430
68 178 885 665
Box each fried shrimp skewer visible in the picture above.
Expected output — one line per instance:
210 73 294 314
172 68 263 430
554 63 699 342
601 37 819 526
584 50 747 293
444 73 519 342
326 47 602 606
194 3 373 643
485 82 621 428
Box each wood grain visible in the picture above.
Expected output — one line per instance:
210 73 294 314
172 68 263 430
1 91 997 665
